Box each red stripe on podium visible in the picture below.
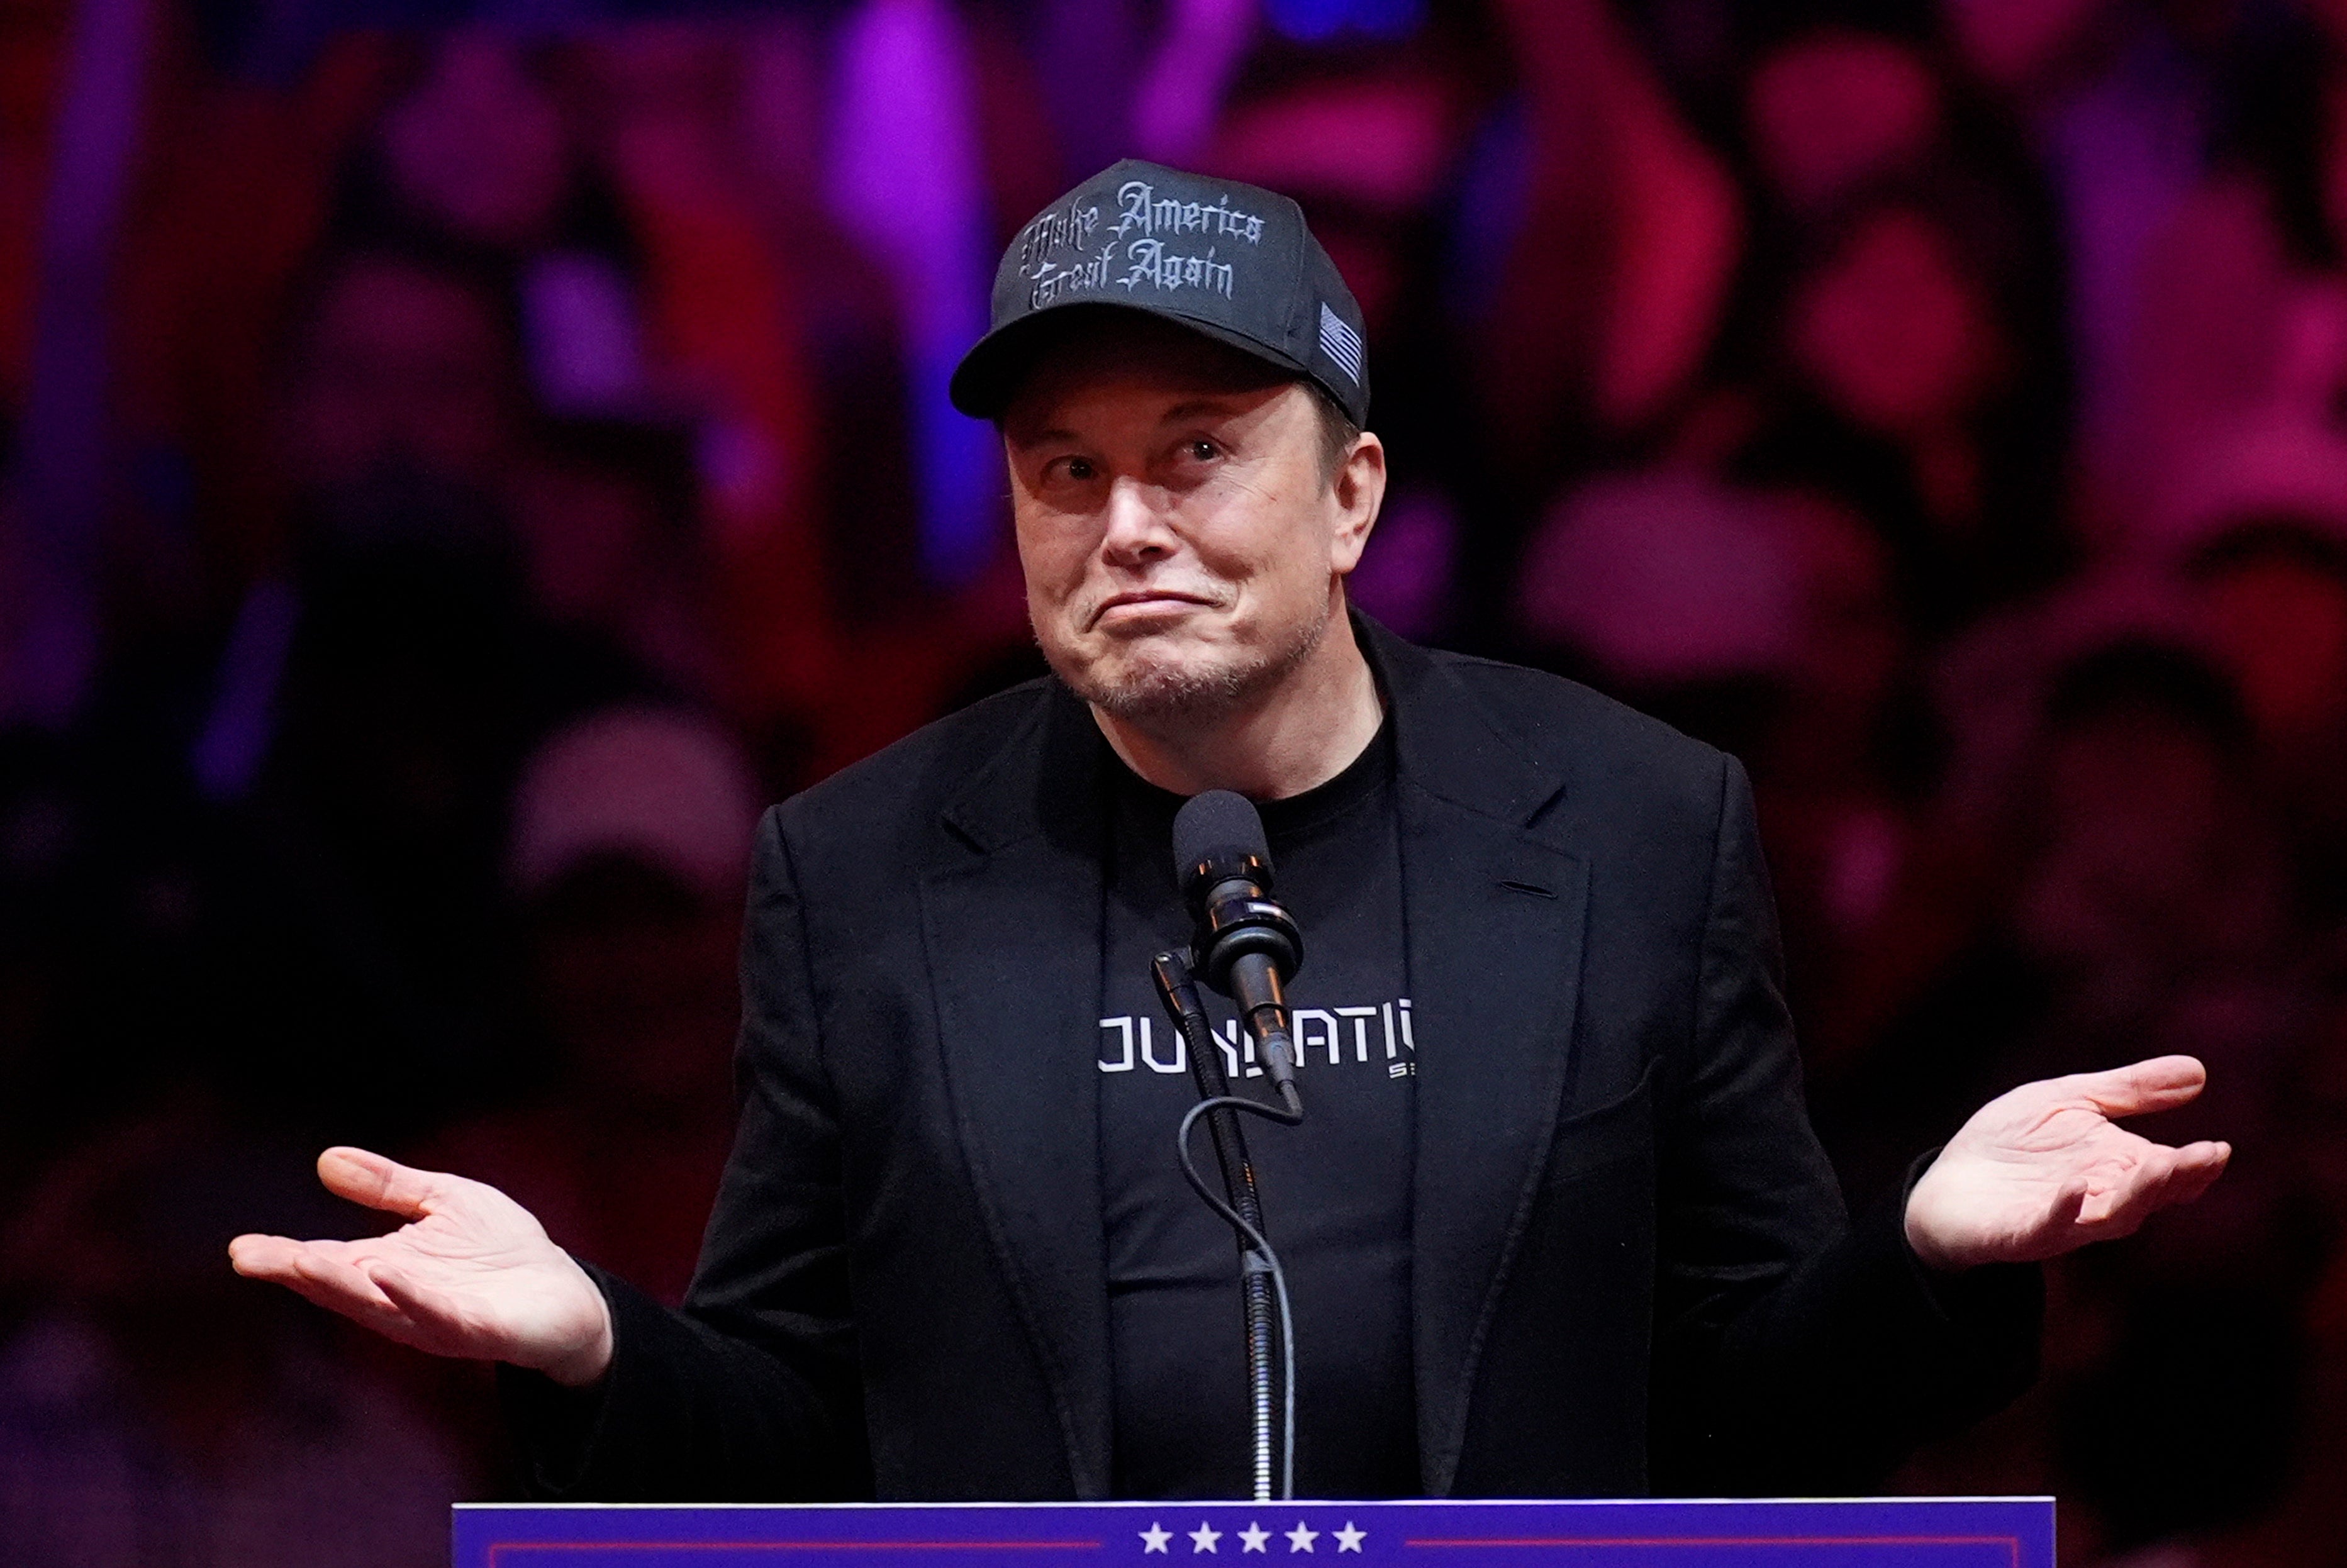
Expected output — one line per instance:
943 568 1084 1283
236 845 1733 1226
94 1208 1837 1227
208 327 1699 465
488 1543 1103 1562
1403 1537 2019 1565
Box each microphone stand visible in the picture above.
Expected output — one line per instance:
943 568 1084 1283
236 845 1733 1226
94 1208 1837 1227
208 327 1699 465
1151 950 1299 1503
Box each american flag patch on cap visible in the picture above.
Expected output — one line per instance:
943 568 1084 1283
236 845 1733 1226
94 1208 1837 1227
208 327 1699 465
1318 301 1364 387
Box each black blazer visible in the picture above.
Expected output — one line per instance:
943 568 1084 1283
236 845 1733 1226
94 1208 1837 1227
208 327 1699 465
514 617 2038 1501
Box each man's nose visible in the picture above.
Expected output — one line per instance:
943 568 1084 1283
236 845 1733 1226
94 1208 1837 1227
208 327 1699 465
1099 477 1176 564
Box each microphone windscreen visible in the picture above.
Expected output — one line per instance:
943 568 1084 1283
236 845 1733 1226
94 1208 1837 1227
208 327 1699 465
1173 789 1273 894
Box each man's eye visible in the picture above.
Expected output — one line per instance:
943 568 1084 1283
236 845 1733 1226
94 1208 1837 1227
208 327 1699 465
1185 439 1218 462
1057 457 1097 481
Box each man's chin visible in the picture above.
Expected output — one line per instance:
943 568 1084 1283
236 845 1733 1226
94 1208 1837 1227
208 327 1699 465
1055 647 1254 722
1044 617 1327 724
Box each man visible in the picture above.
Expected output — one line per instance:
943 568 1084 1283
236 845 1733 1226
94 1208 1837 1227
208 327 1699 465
231 160 2229 1501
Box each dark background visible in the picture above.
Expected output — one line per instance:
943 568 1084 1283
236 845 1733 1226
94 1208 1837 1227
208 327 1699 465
3 0 2345 1562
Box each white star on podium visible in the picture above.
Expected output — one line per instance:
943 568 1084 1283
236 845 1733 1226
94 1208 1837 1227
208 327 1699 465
1190 1523 1223 1553
1238 1522 1271 1552
1141 1523 1172 1554
1285 1522 1319 1553
1333 1523 1366 1554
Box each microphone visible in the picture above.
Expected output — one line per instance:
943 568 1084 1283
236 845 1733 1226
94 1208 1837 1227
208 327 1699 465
1173 791 1305 1115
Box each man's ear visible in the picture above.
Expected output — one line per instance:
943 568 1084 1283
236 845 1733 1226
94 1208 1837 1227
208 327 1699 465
1329 431 1387 575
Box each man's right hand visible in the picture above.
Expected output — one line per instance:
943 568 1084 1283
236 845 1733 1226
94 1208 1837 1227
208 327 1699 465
229 1146 616 1387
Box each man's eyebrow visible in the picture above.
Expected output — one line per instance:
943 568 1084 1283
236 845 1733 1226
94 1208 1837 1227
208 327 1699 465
1158 398 1249 426
1007 398 1250 445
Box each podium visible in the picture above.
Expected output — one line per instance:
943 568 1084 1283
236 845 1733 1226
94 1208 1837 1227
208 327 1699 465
454 1498 2053 1565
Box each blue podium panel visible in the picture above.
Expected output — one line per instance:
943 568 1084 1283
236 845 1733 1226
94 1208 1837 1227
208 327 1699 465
455 1498 2053 1568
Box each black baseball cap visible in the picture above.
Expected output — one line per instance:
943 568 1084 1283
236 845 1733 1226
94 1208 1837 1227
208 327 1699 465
949 158 1371 428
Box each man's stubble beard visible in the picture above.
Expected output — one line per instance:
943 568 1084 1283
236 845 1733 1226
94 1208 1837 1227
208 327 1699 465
1039 598 1334 725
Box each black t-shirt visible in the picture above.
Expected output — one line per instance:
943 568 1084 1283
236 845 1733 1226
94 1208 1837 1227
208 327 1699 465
1097 718 1419 1499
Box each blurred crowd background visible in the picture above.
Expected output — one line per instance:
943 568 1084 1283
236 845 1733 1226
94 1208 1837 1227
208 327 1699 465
3 0 2347 1562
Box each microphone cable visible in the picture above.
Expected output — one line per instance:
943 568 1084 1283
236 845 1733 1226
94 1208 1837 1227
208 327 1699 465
1176 1093 1301 1501
1155 950 1303 1501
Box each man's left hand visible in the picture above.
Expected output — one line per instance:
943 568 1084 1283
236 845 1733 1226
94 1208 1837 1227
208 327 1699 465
1902 1055 2231 1273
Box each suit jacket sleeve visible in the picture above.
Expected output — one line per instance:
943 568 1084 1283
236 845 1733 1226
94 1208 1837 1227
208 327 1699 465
504 804 872 1501
1646 755 2041 1495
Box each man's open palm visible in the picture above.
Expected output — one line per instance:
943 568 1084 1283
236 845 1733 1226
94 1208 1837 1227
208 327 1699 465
229 1147 614 1386
1904 1055 2231 1272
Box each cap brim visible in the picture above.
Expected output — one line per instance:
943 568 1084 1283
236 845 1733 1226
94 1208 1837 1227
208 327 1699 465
949 301 1316 421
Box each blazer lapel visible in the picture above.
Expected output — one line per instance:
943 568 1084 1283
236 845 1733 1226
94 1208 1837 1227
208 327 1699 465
920 686 1115 1498
1364 621 1592 1497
